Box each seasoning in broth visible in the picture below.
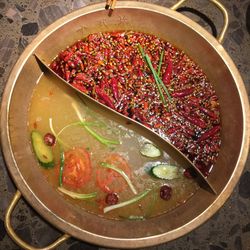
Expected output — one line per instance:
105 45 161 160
28 74 199 220
50 31 221 177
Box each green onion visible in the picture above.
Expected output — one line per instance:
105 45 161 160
58 187 97 199
145 54 167 105
100 162 137 194
83 125 120 146
138 44 145 57
59 144 65 187
155 73 172 102
138 44 172 104
157 49 164 76
71 102 120 147
57 121 102 138
104 189 151 213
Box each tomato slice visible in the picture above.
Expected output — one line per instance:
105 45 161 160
62 147 92 189
96 153 131 193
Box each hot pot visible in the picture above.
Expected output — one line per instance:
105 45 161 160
1 0 249 249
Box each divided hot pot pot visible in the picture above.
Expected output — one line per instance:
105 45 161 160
1 0 249 249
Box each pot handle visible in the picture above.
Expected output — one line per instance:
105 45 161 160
5 190 70 250
170 0 229 43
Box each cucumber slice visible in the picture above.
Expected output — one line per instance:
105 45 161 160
140 143 161 158
31 131 54 168
151 164 180 180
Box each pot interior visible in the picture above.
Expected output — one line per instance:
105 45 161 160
3 2 248 248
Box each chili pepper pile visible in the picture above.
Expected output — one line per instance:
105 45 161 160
50 31 221 176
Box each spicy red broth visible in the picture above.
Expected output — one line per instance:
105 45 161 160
50 31 221 176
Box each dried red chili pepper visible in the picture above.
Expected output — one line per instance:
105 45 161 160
187 96 200 107
71 81 88 93
95 86 115 109
197 125 220 142
50 61 57 71
74 73 91 82
172 87 194 98
162 58 173 85
200 107 218 120
62 51 73 62
111 78 119 101
65 70 71 81
67 60 75 69
182 113 207 129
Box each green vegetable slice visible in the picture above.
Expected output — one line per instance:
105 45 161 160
31 131 54 168
58 187 97 199
100 162 137 194
151 164 180 180
104 189 151 213
140 143 161 158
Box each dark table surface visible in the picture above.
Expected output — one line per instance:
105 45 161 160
0 0 249 249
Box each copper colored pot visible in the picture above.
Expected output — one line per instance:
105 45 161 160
1 1 249 249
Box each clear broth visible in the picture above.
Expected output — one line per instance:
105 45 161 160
28 73 199 220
